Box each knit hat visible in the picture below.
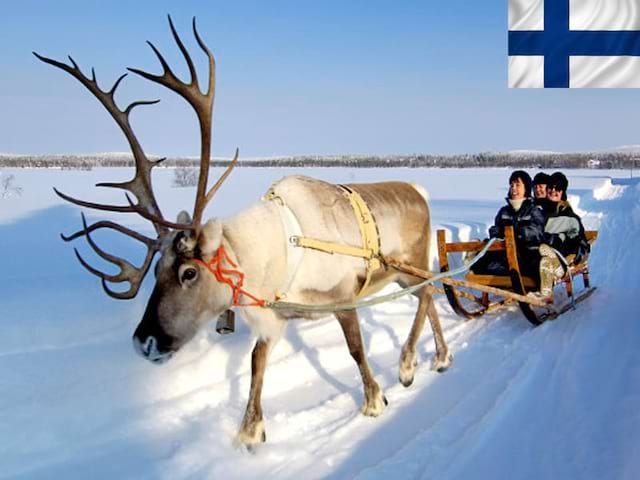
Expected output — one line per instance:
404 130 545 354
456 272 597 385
508 170 532 198
533 172 550 186
548 171 568 200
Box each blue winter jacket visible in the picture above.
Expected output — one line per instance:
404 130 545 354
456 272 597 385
489 197 545 270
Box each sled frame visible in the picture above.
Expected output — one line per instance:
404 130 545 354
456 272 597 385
434 226 598 326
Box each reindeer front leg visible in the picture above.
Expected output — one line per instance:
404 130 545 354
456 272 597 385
234 337 275 449
335 310 387 416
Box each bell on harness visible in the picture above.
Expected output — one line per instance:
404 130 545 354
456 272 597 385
216 310 235 335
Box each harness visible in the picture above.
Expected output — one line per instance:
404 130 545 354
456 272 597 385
194 246 267 307
266 183 382 299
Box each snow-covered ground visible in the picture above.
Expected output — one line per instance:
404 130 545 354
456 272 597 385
0 167 638 480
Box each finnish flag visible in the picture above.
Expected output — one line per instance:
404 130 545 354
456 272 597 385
509 0 640 88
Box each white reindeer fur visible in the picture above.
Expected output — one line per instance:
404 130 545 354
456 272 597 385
214 200 289 340
198 219 224 258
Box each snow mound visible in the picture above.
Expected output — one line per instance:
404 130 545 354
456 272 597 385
593 177 627 200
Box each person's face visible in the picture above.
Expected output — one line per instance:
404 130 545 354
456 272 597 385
547 184 563 202
510 178 526 200
534 183 547 199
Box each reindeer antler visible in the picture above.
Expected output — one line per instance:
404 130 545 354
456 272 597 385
64 214 161 299
32 53 167 233
127 15 237 230
34 16 237 298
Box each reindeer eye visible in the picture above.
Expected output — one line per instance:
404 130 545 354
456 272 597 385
181 266 198 283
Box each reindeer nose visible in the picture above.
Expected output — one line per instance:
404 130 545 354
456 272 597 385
133 334 155 356
132 335 173 364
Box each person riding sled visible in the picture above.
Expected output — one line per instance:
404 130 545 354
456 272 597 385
535 172 591 300
471 170 545 277
532 172 552 209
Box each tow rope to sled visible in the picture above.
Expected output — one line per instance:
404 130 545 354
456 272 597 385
198 236 499 313
264 238 499 313
200 237 580 314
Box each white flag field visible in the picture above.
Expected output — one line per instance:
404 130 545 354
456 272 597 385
509 0 640 88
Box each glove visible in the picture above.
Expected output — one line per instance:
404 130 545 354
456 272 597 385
574 238 590 264
543 232 562 249
489 226 500 239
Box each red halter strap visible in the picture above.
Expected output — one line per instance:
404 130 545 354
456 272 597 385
194 245 267 308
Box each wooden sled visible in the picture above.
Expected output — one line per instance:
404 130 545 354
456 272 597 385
431 226 598 325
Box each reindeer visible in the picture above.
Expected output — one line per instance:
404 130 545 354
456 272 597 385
35 16 452 448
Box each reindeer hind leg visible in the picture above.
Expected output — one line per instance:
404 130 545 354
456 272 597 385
335 309 387 416
424 286 453 372
399 283 452 388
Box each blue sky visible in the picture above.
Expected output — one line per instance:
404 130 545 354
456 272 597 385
1 0 639 157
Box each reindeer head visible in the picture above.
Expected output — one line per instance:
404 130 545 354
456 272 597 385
35 16 238 364
133 217 235 363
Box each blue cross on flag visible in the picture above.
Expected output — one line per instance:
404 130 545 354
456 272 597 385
509 0 640 88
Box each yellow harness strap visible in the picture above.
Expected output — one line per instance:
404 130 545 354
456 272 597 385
291 184 382 298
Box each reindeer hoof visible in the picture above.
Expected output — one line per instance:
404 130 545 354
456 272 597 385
233 419 266 450
399 351 418 387
245 433 266 454
399 375 414 388
246 444 258 455
361 389 386 417
432 352 453 373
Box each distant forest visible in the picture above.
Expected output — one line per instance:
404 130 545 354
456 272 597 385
1 151 639 169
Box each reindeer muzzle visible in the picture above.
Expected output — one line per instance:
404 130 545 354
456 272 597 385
132 335 174 364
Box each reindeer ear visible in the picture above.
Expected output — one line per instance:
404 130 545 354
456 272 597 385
173 211 197 257
177 210 192 224
198 219 223 258
175 231 198 257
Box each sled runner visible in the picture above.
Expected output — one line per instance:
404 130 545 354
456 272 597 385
431 226 598 325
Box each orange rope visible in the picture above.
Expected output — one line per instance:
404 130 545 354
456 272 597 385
194 245 267 307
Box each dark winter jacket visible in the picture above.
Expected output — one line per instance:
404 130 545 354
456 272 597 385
486 197 545 273
543 200 590 261
534 197 553 211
